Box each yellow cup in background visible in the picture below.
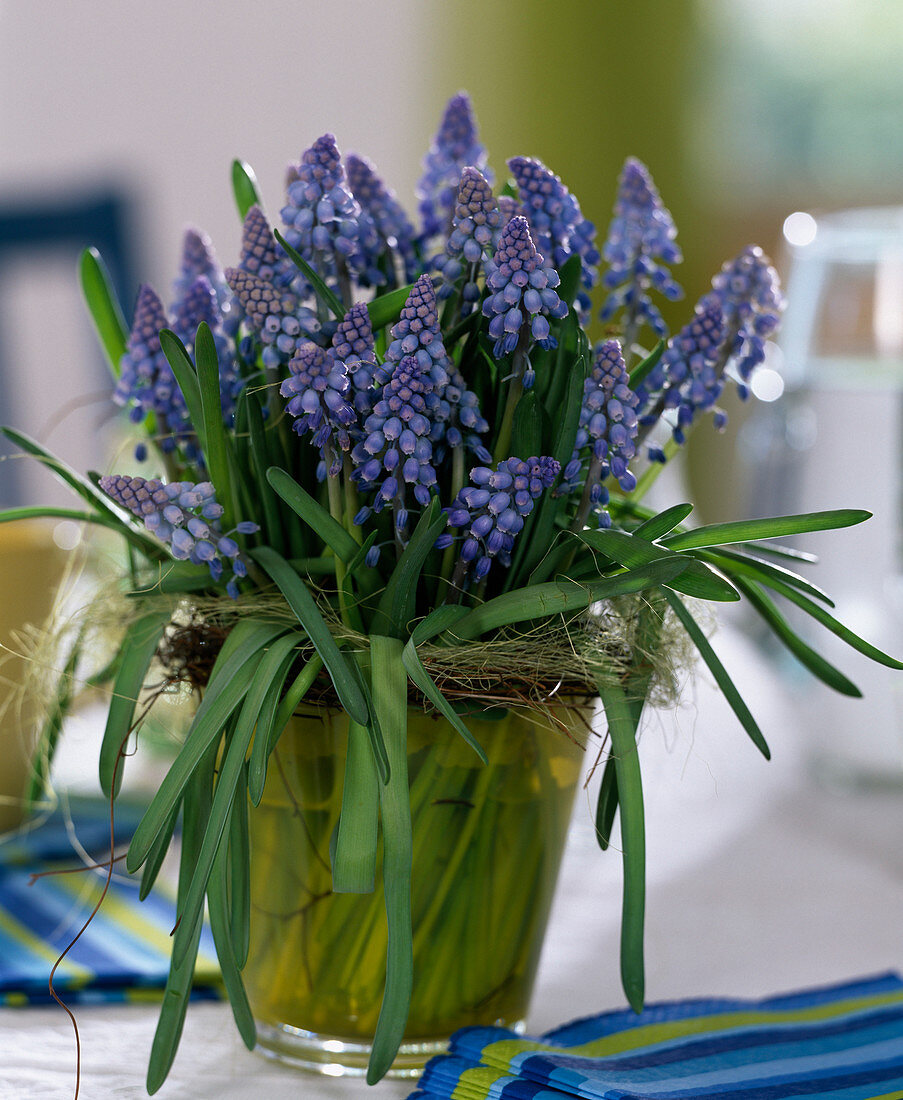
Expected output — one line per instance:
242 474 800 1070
0 520 67 834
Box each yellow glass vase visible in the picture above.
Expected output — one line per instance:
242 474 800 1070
244 702 587 1076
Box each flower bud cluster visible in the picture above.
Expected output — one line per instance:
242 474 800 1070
599 158 683 340
482 216 567 367
225 267 310 369
99 475 257 599
346 153 419 287
331 302 378 417
448 456 560 580
280 343 356 473
351 355 439 518
436 167 503 314
699 245 785 392
280 133 372 292
113 285 196 458
417 92 490 242
508 156 599 320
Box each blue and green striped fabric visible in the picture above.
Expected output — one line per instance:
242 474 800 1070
0 797 221 1006
409 974 903 1099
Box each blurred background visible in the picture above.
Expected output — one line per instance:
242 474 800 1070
1 0 903 1018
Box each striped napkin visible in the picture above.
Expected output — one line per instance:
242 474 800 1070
0 796 220 1005
409 973 903 1100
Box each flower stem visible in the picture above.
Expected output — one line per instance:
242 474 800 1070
493 330 531 464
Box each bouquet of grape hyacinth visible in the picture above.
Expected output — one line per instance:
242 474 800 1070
4 91 900 1091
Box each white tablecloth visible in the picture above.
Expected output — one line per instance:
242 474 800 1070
3 622 903 1098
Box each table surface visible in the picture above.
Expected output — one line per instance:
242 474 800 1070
3 620 903 1099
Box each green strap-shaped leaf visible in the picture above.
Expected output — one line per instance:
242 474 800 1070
594 756 618 850
272 653 324 743
208 780 256 1049
633 503 693 542
273 228 345 319
228 761 251 969
99 608 172 797
736 577 862 697
251 546 369 725
0 429 164 557
127 627 278 871
451 558 689 641
663 509 871 552
78 247 128 379
628 339 665 388
594 675 646 1013
332 718 380 893
664 590 771 759
511 389 544 458
194 322 234 528
146 736 218 1094
373 499 447 637
402 639 487 764
158 329 206 448
231 159 261 220
247 639 306 805
555 254 583 309
139 801 180 902
203 619 287 697
367 636 414 1084
367 282 413 331
738 568 903 669
575 528 740 602
697 546 834 607
171 671 266 968
266 466 359 563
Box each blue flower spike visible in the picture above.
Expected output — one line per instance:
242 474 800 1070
448 456 560 581
224 267 311 368
331 302 379 417
700 245 785 393
346 152 419 286
99 474 257 598
508 155 599 320
417 92 490 242
280 342 357 474
280 133 370 300
436 166 502 314
350 354 439 531
599 157 684 352
482 216 567 376
381 273 451 390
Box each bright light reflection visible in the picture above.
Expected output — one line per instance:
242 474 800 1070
782 211 817 247
751 367 785 402
322 1040 346 1053
322 1064 345 1077
52 520 81 550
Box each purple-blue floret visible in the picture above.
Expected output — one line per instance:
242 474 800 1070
599 158 683 344
447 455 560 579
417 93 490 242
224 267 313 368
99 474 257 598
331 302 379 417
482 216 567 368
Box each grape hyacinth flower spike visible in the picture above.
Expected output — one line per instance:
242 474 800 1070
447 455 560 585
331 301 379 417
482 216 567 383
99 475 257 599
172 226 232 318
699 245 785 393
381 273 451 390
280 132 371 304
417 92 490 242
566 340 640 530
225 267 310 369
508 155 599 320
113 284 195 459
635 303 727 459
280 342 356 474
350 354 439 540
599 157 683 355
436 166 503 315
346 153 419 287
